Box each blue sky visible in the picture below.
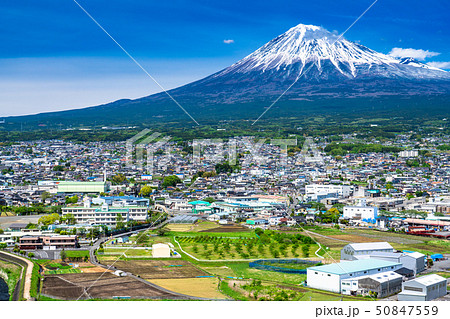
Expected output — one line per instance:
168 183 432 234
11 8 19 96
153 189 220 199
1 0 449 116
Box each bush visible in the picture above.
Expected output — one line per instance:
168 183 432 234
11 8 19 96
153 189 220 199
302 244 310 258
60 250 67 261
28 252 35 258
30 261 40 298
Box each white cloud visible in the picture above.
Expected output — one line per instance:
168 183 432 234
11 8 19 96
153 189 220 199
427 61 450 70
223 39 234 44
389 47 440 61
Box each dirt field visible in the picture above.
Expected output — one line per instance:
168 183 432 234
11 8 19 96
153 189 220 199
166 224 194 232
149 277 227 299
201 225 249 233
112 259 207 279
42 272 183 300
327 234 380 243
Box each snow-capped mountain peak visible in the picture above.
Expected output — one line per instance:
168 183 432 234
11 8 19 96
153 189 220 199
399 57 445 72
216 23 448 80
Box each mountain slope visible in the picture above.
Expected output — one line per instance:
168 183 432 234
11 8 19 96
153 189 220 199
6 23 450 126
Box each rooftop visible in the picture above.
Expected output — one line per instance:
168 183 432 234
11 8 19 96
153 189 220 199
413 274 447 286
347 242 393 251
308 259 401 275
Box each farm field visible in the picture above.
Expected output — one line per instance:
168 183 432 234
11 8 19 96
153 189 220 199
44 268 81 275
301 227 450 257
65 250 90 259
41 272 183 300
101 248 153 258
165 224 194 232
38 260 106 275
149 277 227 299
202 262 308 285
258 261 321 270
189 221 219 232
220 280 365 301
112 259 207 279
201 225 250 233
175 232 319 260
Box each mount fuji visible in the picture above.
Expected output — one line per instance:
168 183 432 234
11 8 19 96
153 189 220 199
7 23 450 126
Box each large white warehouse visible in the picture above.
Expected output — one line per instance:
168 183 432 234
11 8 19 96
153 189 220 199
307 259 402 293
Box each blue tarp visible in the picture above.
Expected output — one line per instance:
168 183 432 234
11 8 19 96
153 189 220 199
430 254 443 260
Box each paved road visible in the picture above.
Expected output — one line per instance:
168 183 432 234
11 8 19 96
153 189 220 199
0 251 34 301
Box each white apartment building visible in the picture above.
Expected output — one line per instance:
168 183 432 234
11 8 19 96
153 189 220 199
343 206 378 220
399 150 419 158
305 184 352 199
62 200 148 227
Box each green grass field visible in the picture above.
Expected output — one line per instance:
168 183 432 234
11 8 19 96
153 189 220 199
44 268 81 275
65 250 90 258
0 259 22 300
219 279 365 301
202 262 307 285
102 248 153 257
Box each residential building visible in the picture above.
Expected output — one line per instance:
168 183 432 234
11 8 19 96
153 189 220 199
19 235 78 250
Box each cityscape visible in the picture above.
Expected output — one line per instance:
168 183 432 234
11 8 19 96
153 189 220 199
0 133 449 302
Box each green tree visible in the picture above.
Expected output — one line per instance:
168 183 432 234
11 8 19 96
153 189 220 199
161 175 182 188
302 244 310 258
38 213 60 226
136 233 148 245
139 185 153 197
52 165 64 172
62 213 76 225
65 195 79 204
111 173 127 185
215 162 234 174
203 197 216 203
60 249 67 261
116 213 125 229
40 191 52 203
